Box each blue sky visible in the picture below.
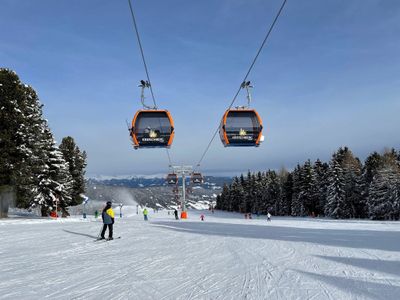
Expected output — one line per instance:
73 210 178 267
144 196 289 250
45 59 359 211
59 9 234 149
1 0 400 176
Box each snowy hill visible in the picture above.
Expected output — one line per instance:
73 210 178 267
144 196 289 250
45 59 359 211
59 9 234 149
84 175 229 209
87 175 232 189
1 210 400 299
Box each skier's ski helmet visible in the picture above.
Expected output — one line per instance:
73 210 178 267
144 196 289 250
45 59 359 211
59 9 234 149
106 201 112 206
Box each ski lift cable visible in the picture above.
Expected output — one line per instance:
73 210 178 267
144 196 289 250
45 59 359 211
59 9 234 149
195 0 287 168
127 0 157 109
166 148 173 168
127 0 173 166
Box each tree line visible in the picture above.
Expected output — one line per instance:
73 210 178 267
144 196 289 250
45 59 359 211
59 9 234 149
0 69 87 216
216 147 400 220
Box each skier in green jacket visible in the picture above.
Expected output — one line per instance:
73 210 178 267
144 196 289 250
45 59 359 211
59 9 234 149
143 208 149 221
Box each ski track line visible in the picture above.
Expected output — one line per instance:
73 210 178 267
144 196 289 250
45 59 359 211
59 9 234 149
250 241 294 299
157 264 217 298
223 232 298 299
311 258 334 300
241 245 270 300
225 241 251 298
335 247 373 299
156 230 230 299
167 239 236 299
227 239 278 300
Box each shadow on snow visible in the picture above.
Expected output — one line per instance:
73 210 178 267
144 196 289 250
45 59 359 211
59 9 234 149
295 269 400 299
315 255 400 276
151 220 400 252
62 229 99 239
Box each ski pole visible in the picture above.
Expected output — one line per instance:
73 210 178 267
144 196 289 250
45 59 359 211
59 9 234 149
97 224 103 239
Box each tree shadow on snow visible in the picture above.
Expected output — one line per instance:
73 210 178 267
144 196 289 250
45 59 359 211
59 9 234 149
294 269 400 299
315 255 400 277
62 229 98 239
151 221 400 252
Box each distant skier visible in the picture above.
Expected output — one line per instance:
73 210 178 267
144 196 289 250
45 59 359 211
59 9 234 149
174 209 179 220
267 212 271 222
100 201 114 240
200 214 205 221
143 208 149 221
94 210 99 219
248 213 252 219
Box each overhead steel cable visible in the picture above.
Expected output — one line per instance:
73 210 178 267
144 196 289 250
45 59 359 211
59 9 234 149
196 0 287 168
166 148 173 167
127 0 173 166
127 0 157 109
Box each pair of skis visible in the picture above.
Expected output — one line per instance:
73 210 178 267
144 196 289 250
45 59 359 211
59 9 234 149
95 236 121 242
95 224 121 241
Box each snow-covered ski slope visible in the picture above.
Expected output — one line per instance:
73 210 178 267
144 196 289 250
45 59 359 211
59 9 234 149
1 210 400 300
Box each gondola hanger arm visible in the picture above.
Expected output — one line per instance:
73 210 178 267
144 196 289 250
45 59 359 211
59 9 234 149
139 80 156 110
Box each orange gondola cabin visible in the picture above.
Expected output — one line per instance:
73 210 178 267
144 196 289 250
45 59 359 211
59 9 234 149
166 173 178 185
130 109 174 149
191 172 203 184
219 108 263 147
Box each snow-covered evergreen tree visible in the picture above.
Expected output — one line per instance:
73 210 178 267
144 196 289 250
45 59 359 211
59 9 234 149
0 69 47 207
276 168 289 216
367 150 400 220
339 148 364 218
239 172 250 213
251 171 264 214
215 194 222 209
31 125 73 216
1 69 83 216
216 184 230 210
291 164 304 216
281 172 293 216
227 177 240 212
0 69 23 186
361 151 382 197
325 158 348 218
59 136 87 206
299 160 318 216
266 170 280 215
257 171 269 214
313 159 329 216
